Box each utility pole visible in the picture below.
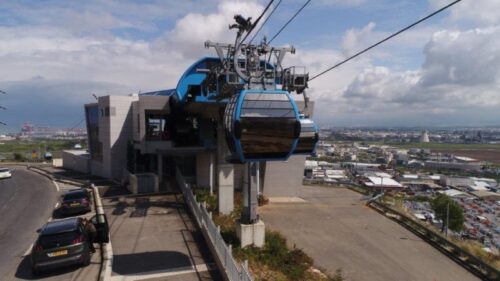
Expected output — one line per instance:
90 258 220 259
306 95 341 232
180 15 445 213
445 201 450 236
0 90 6 128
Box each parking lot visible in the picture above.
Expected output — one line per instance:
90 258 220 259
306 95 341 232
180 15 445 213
404 196 500 253
261 185 479 281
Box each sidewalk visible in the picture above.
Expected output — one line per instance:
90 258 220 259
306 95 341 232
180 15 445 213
102 194 222 281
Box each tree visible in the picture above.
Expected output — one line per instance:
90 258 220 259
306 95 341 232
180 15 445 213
431 194 464 233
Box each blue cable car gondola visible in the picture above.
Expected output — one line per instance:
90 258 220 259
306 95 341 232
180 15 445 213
224 90 301 163
294 118 319 155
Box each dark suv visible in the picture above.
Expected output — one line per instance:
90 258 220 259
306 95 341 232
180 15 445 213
31 217 90 275
60 189 91 216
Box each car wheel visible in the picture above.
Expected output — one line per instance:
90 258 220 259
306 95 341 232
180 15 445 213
82 252 91 267
31 266 40 276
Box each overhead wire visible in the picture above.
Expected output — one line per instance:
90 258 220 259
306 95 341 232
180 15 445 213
248 0 283 44
268 0 312 44
240 0 275 44
67 118 85 131
309 0 463 82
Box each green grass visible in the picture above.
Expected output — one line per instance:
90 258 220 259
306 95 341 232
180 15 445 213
234 231 344 281
0 140 86 160
233 231 314 281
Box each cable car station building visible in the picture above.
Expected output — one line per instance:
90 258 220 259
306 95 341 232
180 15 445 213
82 88 314 210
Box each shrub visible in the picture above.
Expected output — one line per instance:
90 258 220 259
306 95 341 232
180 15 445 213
13 152 24 161
235 231 315 281
258 194 269 206
193 188 217 212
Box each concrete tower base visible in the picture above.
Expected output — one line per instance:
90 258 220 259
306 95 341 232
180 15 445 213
236 220 265 248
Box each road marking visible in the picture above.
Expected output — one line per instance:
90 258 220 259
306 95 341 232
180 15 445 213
109 263 214 281
22 243 33 257
52 180 60 192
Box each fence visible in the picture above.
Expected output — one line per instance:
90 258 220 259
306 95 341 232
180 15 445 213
176 168 254 281
369 201 499 280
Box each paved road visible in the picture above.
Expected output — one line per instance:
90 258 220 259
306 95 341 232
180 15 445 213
0 166 100 281
0 167 59 279
261 186 480 281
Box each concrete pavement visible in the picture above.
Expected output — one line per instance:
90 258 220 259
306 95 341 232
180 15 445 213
102 194 222 281
260 185 479 281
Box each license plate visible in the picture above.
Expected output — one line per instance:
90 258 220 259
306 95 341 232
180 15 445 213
70 203 80 207
48 250 68 257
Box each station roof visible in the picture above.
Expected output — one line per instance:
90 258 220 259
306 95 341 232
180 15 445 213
438 189 468 198
366 177 403 187
471 191 500 200
140 89 176 96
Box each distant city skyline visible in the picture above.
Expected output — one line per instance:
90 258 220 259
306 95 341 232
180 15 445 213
0 0 499 131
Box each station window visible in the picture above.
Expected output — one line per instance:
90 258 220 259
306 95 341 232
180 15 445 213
145 111 170 140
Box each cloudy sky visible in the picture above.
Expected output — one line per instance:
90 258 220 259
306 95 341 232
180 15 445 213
0 0 499 131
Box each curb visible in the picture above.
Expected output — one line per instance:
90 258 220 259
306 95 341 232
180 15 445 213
92 184 113 281
99 241 113 281
29 166 87 187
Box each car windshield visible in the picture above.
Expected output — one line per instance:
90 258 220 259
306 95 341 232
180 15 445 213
63 192 86 200
39 231 80 249
0 168 10 172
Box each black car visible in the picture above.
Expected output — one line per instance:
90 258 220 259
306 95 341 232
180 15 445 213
31 217 91 275
60 189 91 216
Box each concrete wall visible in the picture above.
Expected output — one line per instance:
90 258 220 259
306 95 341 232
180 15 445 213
94 95 138 180
109 96 137 180
132 95 171 153
294 99 315 117
90 159 106 178
52 158 63 167
259 100 314 197
62 150 90 174
196 152 211 188
97 96 112 178
263 155 307 198
129 173 159 194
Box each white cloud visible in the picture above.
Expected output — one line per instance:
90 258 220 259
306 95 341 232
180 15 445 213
154 1 264 59
429 0 500 26
307 1 500 126
341 22 378 56
323 26 500 125
314 0 367 7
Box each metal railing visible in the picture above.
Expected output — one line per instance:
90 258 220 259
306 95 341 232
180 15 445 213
176 168 254 281
369 201 499 280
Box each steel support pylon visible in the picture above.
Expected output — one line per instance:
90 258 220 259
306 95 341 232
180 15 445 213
241 162 259 224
